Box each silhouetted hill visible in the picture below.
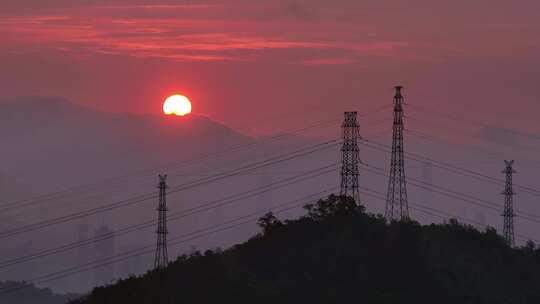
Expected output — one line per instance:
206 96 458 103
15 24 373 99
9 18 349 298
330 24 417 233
70 195 540 304
0 281 75 304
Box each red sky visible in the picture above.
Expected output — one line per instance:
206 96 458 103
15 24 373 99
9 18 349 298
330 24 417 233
1 0 540 135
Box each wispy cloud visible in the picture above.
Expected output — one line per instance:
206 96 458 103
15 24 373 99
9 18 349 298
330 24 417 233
0 2 474 63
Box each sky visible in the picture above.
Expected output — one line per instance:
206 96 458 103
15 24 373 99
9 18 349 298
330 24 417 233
1 0 540 135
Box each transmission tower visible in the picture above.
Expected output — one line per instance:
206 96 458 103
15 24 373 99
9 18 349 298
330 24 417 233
340 111 360 204
502 160 516 247
154 174 169 270
385 86 409 221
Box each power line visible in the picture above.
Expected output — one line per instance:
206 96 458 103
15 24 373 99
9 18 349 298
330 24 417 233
0 164 338 270
5 181 536 296
7 111 392 221
0 117 340 214
1 118 339 224
383 190 538 304
0 107 338 209
404 114 540 166
359 162 540 225
359 138 540 207
414 128 540 191
403 127 540 197
0 139 341 239
404 127 503 160
0 188 338 295
363 138 502 186
358 187 539 243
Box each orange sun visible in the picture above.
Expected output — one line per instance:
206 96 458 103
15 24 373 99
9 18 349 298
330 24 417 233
163 94 192 116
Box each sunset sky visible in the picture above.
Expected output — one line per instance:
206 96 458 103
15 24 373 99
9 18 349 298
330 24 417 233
2 0 540 135
2 1 540 294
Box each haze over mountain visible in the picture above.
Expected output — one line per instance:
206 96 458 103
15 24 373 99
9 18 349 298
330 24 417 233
0 96 251 195
0 97 252 291
0 97 333 293
1 97 540 296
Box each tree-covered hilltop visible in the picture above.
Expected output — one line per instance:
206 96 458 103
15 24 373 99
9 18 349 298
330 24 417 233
71 195 540 304
0 281 75 304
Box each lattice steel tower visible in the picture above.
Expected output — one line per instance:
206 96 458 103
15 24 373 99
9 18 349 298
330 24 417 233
502 160 516 247
385 86 409 221
154 174 169 269
340 111 360 204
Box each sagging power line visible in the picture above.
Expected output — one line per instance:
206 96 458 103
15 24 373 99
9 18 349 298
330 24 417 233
0 139 340 240
4 85 540 295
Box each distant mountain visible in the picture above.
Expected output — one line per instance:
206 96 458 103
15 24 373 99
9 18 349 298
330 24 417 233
0 97 255 292
0 280 75 304
0 97 252 193
69 195 540 304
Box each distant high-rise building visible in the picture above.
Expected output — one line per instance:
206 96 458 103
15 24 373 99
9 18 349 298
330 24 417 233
14 241 34 281
119 244 143 277
76 220 90 290
93 220 115 286
77 221 89 262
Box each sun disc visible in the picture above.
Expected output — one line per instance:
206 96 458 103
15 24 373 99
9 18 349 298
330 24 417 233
163 94 192 116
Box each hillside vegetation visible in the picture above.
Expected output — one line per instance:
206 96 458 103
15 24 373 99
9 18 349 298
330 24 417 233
71 195 540 304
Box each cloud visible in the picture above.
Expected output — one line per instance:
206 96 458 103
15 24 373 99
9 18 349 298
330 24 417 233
0 2 423 63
